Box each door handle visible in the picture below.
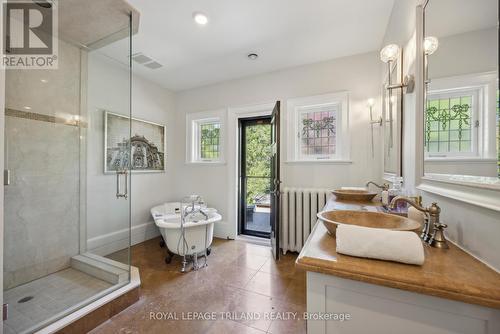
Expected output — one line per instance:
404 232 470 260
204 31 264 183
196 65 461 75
4 170 10 186
116 169 128 199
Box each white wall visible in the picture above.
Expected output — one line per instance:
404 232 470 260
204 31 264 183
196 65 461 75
86 53 176 255
428 28 497 79
174 52 383 239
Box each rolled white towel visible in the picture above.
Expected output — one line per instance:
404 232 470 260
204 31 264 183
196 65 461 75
336 224 425 265
340 187 367 191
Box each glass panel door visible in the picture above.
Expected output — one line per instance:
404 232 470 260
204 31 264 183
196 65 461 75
239 117 272 238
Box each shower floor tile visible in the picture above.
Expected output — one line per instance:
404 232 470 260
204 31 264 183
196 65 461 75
4 268 113 334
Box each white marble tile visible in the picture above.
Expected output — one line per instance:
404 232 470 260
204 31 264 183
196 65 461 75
4 269 113 333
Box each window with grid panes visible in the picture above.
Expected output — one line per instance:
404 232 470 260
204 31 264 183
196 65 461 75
425 89 478 157
199 122 220 159
298 103 338 158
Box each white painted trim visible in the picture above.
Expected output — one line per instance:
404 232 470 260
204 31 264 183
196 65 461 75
185 108 227 164
235 234 271 247
212 220 233 239
307 271 500 334
425 72 497 161
418 177 500 212
425 158 497 163
284 159 352 164
421 173 500 190
36 267 140 334
413 5 425 189
87 221 160 256
184 161 227 166
286 91 350 163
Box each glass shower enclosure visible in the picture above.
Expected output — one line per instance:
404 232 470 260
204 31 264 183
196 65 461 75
3 2 136 333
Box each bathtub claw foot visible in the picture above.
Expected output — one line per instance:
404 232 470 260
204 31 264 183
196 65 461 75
192 254 200 271
181 256 188 273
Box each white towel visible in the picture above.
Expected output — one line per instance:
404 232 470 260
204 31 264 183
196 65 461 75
336 224 425 265
340 187 367 191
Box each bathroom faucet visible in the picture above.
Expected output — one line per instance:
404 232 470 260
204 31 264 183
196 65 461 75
389 196 448 249
183 196 209 221
366 181 389 191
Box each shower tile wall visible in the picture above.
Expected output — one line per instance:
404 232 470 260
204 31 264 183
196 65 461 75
4 39 83 289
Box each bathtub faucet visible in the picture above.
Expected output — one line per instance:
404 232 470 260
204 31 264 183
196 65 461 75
182 195 209 221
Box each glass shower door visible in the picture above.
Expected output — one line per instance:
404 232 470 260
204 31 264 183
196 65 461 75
3 6 133 333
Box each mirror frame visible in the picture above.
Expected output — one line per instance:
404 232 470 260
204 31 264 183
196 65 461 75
415 0 500 212
383 49 404 180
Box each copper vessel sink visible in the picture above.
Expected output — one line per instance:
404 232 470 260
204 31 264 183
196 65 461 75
317 210 422 237
331 189 377 202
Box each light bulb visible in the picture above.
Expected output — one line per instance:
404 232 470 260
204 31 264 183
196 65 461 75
367 98 375 107
424 36 439 55
193 12 208 25
380 44 399 63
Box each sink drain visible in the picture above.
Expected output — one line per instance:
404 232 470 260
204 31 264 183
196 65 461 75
18 296 34 303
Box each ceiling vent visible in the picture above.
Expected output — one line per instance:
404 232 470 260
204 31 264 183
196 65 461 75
131 53 163 70
143 61 163 69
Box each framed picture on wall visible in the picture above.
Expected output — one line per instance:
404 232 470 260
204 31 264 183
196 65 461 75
104 111 166 173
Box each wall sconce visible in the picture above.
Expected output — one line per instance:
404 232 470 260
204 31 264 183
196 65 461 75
368 98 382 127
424 36 439 84
379 44 415 93
368 98 382 157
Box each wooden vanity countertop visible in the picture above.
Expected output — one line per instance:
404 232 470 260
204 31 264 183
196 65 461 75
296 196 500 309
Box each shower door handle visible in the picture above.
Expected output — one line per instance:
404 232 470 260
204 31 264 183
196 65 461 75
116 169 128 199
4 169 10 186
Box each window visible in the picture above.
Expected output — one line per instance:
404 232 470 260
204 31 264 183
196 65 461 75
199 122 220 159
299 104 337 156
186 109 225 163
425 88 479 157
287 92 349 162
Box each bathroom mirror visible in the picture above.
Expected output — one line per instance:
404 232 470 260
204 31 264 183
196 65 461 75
383 53 403 178
423 0 499 184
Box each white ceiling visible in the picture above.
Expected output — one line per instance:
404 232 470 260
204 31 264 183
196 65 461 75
97 0 395 91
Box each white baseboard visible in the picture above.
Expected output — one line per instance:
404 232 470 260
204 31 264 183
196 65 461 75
87 221 160 256
213 220 235 240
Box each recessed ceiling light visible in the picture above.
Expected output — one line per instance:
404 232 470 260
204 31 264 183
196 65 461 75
247 53 259 60
40 79 48 83
193 12 208 25
23 106 32 110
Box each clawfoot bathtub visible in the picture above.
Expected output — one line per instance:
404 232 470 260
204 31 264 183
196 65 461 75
151 202 221 270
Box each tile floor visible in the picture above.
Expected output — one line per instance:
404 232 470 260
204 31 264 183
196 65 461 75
92 237 306 333
4 268 113 334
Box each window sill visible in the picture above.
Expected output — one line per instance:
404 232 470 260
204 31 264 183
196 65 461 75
285 159 352 165
185 161 226 166
418 174 500 212
425 157 497 163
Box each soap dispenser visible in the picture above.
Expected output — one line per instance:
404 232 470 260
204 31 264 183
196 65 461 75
388 177 403 202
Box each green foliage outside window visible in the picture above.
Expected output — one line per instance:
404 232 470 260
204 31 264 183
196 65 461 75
245 123 271 205
200 123 220 159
